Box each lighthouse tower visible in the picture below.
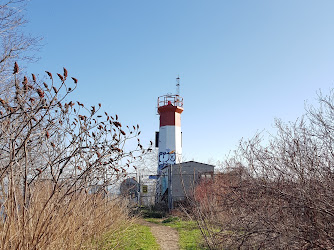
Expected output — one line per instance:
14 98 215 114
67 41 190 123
157 88 183 174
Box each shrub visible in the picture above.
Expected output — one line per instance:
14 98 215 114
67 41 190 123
192 91 334 249
0 64 147 248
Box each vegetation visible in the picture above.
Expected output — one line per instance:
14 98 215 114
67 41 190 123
192 90 334 249
2 2 333 249
0 2 150 249
140 206 166 218
0 0 40 81
0 63 146 248
93 223 159 250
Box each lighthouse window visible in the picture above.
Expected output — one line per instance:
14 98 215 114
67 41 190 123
155 131 159 147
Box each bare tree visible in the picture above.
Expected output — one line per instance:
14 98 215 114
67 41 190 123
192 91 334 249
0 63 148 248
0 0 40 93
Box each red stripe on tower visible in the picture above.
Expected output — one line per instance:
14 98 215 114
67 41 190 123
158 104 183 127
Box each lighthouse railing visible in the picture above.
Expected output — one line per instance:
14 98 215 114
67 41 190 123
157 95 183 108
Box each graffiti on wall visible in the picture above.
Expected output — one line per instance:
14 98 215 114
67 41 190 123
158 151 175 173
158 149 179 174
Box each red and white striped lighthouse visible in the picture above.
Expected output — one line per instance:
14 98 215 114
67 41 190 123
156 94 183 174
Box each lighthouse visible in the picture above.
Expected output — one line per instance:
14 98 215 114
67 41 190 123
156 81 183 174
154 79 215 208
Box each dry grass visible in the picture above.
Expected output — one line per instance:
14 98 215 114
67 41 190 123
0 63 146 249
0 182 133 249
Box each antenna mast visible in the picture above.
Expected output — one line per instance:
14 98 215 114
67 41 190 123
176 76 180 96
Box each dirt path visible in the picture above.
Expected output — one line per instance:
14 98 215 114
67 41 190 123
139 219 180 250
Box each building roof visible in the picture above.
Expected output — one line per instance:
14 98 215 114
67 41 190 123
161 160 215 170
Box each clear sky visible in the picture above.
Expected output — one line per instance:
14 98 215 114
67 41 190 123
24 0 334 164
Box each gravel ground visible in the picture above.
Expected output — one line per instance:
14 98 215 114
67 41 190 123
139 219 180 250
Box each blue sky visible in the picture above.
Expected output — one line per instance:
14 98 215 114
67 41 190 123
24 0 334 163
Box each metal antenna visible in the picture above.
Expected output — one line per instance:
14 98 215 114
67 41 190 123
176 76 180 96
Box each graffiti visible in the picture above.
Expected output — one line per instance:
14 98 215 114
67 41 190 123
158 150 181 174
159 151 176 164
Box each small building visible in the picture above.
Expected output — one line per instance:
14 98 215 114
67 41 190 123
157 161 215 209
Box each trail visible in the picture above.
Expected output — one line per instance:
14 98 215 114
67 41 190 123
139 219 180 250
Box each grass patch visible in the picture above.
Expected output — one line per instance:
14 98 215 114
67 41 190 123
146 217 209 250
145 217 163 224
162 216 179 223
140 207 166 218
94 223 159 249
